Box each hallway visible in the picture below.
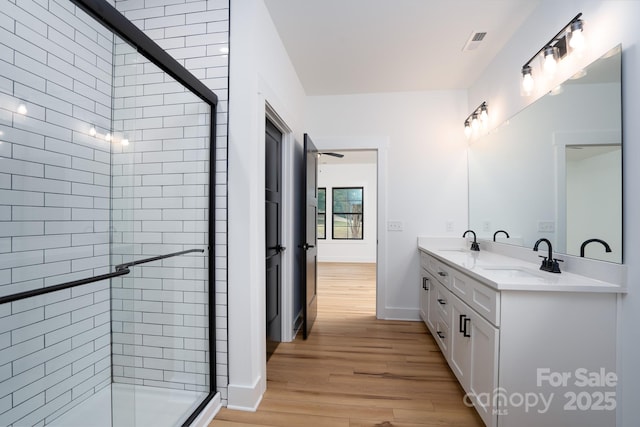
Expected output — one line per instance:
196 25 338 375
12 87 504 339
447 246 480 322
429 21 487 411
211 263 483 426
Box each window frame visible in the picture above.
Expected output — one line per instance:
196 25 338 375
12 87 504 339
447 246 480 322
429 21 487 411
318 187 326 240
331 186 364 240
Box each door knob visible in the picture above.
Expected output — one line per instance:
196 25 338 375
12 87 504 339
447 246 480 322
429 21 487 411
300 243 315 250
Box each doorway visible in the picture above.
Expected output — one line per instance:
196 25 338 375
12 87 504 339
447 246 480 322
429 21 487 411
265 118 284 359
317 150 378 316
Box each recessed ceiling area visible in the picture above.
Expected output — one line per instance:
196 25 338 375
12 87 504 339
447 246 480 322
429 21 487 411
264 0 541 95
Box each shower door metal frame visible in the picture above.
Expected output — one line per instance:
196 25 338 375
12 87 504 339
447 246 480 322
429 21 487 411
67 1 219 425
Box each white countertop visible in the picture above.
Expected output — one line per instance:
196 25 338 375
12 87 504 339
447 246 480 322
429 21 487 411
418 238 626 293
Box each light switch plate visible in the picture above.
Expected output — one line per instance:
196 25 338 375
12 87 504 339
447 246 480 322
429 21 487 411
387 221 403 231
537 220 555 232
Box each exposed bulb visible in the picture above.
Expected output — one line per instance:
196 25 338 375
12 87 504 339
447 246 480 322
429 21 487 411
17 104 27 115
480 105 488 124
543 47 557 74
105 133 112 142
569 20 585 52
464 121 472 138
471 113 479 131
89 126 97 137
121 138 129 146
522 66 534 95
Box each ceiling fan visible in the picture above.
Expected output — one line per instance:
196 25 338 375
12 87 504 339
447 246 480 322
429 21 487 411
318 152 344 158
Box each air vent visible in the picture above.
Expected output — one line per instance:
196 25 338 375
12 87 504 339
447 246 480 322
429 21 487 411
462 31 487 51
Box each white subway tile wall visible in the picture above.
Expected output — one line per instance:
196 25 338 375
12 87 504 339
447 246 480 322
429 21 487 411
0 1 115 425
109 40 212 394
114 0 228 404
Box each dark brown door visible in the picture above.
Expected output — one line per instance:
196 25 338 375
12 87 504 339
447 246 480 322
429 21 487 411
266 118 284 358
301 134 318 339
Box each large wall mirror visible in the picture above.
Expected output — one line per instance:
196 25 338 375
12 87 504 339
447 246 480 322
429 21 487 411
468 44 622 263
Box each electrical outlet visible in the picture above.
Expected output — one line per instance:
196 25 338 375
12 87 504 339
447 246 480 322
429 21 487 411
446 221 454 232
537 221 555 233
482 221 491 232
387 221 403 231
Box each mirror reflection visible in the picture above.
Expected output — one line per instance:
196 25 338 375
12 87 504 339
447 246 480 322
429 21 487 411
468 45 622 263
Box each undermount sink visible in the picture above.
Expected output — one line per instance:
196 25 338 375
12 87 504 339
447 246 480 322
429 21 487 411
479 266 546 280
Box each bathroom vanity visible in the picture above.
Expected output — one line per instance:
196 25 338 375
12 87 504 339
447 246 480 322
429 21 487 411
418 237 625 427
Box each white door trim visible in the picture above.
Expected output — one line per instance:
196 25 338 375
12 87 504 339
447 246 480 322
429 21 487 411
313 136 390 319
265 102 295 342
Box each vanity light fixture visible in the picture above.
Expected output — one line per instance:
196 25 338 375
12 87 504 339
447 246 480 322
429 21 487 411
521 65 534 95
463 101 488 138
520 13 585 96
543 46 558 74
568 19 585 51
17 104 27 115
89 126 97 137
464 120 472 138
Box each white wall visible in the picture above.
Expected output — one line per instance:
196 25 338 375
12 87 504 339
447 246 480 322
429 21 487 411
305 90 469 320
318 161 377 263
468 2 640 425
227 0 307 410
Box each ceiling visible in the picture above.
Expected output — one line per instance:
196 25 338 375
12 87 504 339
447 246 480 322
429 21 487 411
318 150 377 165
264 0 541 95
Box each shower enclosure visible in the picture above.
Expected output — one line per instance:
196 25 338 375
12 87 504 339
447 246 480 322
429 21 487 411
0 0 217 426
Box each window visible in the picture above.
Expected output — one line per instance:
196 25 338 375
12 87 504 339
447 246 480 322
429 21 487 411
318 188 326 239
332 187 363 240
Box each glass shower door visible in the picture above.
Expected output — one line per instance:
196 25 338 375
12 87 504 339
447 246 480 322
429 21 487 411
109 35 212 427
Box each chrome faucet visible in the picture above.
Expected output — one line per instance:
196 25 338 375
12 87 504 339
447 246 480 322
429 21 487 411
493 230 510 242
463 230 480 251
580 239 612 257
533 238 563 273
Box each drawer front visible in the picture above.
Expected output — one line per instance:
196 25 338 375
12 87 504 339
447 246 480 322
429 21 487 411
468 280 500 327
451 269 500 327
435 282 450 319
422 252 452 288
451 270 471 301
420 251 430 271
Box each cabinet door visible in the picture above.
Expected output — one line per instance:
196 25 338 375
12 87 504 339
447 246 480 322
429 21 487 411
419 268 430 324
426 276 438 333
469 310 499 427
433 313 450 356
450 295 471 391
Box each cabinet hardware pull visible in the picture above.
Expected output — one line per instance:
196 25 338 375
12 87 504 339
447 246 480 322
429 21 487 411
463 317 471 338
436 331 445 339
459 314 467 334
438 271 448 277
437 298 446 305
422 277 429 290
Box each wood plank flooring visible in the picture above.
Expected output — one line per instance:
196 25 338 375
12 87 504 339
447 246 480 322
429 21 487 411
210 262 484 427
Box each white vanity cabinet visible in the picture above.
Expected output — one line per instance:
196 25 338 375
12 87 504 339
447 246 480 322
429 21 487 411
421 253 499 426
418 247 620 427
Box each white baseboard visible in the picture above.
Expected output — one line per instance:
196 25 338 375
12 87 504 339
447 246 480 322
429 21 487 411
380 307 421 321
227 376 265 411
318 256 376 263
